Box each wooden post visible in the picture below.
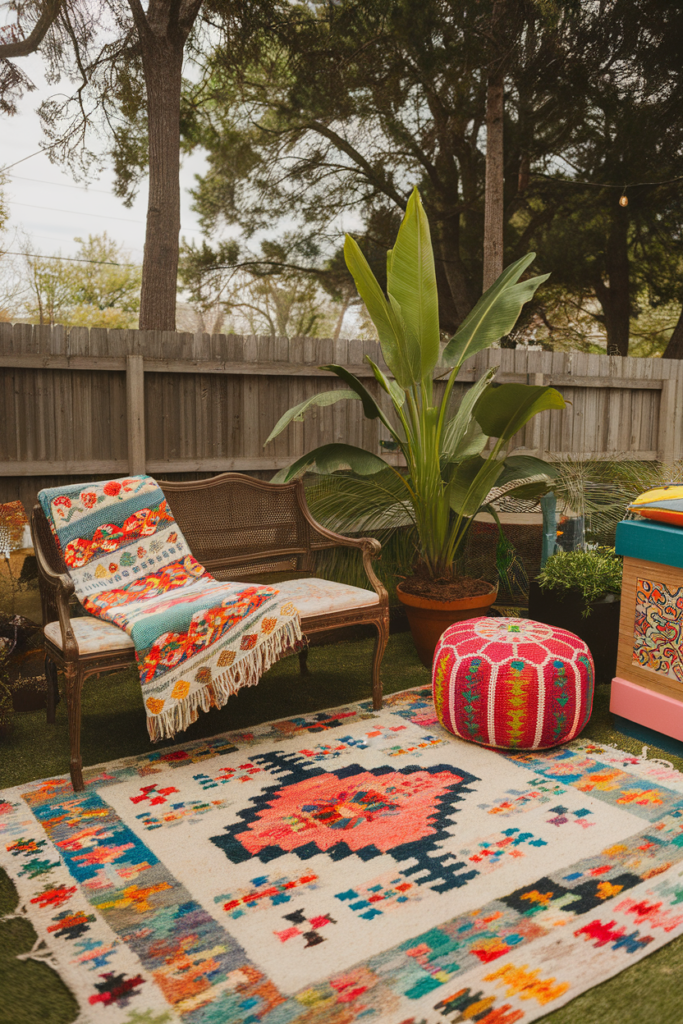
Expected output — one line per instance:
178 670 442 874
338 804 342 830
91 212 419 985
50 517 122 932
126 354 146 475
658 376 677 468
527 371 545 456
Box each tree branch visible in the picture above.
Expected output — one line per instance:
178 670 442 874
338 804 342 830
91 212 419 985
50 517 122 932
0 0 64 58
301 120 407 210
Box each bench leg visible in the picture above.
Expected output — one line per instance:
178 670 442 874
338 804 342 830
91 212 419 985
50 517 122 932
45 655 59 724
65 664 85 792
298 649 310 676
372 619 389 710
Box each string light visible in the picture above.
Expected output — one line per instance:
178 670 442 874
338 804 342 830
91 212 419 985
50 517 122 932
532 171 683 205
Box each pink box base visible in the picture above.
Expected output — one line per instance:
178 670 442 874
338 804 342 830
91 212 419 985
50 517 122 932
610 676 683 743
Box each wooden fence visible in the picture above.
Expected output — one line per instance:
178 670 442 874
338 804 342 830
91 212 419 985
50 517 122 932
2 321 683 512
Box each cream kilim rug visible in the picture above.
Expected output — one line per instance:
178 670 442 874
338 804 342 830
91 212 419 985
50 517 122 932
2 686 683 1024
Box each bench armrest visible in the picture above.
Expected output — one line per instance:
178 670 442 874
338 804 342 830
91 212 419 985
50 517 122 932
299 504 389 607
31 508 78 660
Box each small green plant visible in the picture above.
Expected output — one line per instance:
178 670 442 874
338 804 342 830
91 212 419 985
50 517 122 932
537 548 622 615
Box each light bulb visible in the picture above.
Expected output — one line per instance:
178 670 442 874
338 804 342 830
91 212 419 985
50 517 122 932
619 194 628 207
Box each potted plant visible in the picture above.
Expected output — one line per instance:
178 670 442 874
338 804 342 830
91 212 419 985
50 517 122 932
528 548 622 682
0 612 47 711
266 188 564 665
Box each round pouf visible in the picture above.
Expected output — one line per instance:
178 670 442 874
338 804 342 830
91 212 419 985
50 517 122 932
432 617 594 750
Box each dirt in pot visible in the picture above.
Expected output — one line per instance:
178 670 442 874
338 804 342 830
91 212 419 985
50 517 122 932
398 573 494 602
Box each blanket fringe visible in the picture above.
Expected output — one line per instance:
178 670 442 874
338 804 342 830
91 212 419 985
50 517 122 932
147 617 303 743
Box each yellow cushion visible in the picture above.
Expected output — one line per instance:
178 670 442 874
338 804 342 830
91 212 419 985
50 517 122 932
630 485 683 527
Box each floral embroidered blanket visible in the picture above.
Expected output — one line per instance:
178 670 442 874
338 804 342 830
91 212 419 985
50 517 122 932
38 475 302 741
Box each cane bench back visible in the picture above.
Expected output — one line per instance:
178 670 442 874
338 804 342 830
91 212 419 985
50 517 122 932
160 473 333 582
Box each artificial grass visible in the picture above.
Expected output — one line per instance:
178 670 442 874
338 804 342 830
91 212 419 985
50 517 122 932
1 631 682 1023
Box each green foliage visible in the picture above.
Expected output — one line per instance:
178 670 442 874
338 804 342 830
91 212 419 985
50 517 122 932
15 233 141 328
442 255 549 366
474 384 565 442
265 391 361 447
550 458 683 547
537 548 623 613
269 190 563 579
186 0 683 354
178 236 353 339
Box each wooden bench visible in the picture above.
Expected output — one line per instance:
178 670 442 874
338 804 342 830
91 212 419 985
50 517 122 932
32 472 390 791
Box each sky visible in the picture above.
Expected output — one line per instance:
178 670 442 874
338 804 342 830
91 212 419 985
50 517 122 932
1 53 208 267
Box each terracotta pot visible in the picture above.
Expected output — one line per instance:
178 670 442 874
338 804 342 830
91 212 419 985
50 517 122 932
397 580 498 668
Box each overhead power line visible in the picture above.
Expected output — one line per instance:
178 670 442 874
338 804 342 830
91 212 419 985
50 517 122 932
8 173 115 195
11 200 144 223
2 250 140 267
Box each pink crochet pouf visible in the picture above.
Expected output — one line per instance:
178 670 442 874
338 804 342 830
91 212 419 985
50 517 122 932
432 616 594 750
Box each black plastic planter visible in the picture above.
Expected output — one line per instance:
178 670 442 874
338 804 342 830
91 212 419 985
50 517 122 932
527 581 620 684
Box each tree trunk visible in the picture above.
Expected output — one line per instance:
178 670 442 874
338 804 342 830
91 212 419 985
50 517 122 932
332 294 352 343
594 208 630 357
483 71 505 292
128 0 203 332
137 42 183 331
663 305 683 359
439 239 474 329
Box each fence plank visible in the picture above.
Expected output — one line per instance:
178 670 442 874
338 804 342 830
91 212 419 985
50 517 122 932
658 377 678 466
126 354 146 475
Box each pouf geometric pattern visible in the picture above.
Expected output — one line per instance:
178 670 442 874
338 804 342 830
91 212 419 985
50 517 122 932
432 616 594 750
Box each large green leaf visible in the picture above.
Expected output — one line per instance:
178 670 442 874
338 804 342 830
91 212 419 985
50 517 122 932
386 186 440 380
474 383 565 441
264 389 359 447
500 480 552 501
450 419 488 463
306 469 413 534
319 365 382 419
386 292 422 382
344 235 416 388
440 366 497 462
448 455 506 518
495 454 559 487
442 253 549 368
271 444 389 484
320 363 400 438
365 357 406 408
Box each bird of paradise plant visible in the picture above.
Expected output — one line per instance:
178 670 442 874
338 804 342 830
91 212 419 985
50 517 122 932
266 187 565 585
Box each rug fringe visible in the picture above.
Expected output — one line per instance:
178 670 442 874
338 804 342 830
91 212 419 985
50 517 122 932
147 618 304 742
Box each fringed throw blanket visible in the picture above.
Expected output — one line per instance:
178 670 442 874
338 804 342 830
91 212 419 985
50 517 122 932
39 476 302 741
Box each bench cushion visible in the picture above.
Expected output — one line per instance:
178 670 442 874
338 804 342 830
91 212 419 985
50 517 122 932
44 617 134 655
276 577 379 617
43 578 379 654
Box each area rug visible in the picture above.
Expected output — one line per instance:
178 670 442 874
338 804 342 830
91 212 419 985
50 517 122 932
2 687 683 1024
38 476 302 740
